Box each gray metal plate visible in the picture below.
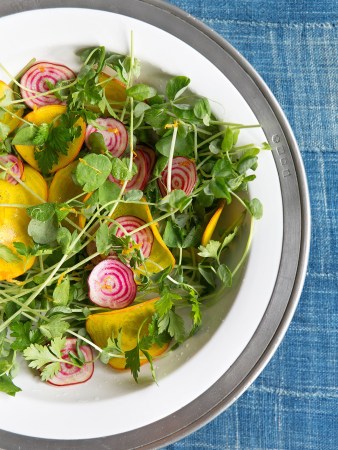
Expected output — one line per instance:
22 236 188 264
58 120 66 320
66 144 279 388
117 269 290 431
0 1 310 449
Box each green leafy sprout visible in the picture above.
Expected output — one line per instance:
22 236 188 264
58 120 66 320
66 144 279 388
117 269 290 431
0 36 271 395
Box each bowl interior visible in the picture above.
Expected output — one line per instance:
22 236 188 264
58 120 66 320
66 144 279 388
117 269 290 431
0 7 283 440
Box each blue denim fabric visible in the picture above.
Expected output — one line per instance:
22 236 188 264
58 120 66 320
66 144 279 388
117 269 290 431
164 1 338 449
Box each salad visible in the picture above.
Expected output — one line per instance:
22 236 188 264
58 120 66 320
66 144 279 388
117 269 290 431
0 43 269 395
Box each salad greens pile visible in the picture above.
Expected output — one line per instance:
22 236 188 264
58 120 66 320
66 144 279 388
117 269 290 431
0 41 270 396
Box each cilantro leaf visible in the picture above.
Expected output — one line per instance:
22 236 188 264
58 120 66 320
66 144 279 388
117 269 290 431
125 345 141 382
198 240 221 259
10 321 44 351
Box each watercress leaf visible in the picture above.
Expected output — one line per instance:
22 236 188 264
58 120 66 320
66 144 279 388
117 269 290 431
28 216 58 245
144 106 169 129
212 159 233 178
111 157 136 181
209 139 221 155
11 125 37 146
150 265 172 284
155 133 194 157
233 129 240 145
126 84 157 101
207 178 231 201
194 97 211 125
133 102 150 118
0 244 21 263
163 220 182 248
153 156 169 177
123 189 143 202
166 76 190 101
182 225 203 248
26 203 55 222
262 142 272 150
221 127 234 152
40 317 70 339
0 375 21 396
87 132 107 154
237 156 258 174
96 223 109 254
198 266 216 287
159 189 191 213
247 198 263 219
75 154 112 192
52 278 70 306
98 180 121 206
198 240 221 259
217 264 232 287
57 227 72 254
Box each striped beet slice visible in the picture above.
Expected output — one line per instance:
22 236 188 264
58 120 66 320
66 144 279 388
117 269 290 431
88 259 137 309
114 215 154 258
158 156 197 196
0 154 24 185
85 117 128 157
20 61 75 109
47 338 94 386
109 145 155 191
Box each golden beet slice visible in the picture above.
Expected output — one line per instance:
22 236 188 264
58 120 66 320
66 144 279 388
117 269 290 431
99 73 127 107
86 298 169 370
48 160 83 203
15 105 86 173
0 165 48 280
201 201 226 246
0 80 23 133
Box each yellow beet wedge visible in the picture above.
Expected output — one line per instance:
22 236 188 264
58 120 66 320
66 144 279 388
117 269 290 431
0 80 23 133
48 160 83 203
0 165 48 280
86 298 169 370
15 105 86 173
201 201 226 246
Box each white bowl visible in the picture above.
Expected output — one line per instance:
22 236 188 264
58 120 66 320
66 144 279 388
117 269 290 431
0 2 310 448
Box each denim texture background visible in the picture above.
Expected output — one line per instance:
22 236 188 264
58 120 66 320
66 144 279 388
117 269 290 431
163 1 338 449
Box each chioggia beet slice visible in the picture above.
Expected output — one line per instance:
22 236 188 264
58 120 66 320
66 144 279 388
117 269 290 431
47 338 94 386
88 259 137 309
114 215 154 258
85 117 128 157
158 156 197 196
0 154 24 185
109 145 155 191
20 61 75 109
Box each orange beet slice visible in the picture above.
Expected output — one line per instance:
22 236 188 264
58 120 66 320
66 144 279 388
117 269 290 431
86 298 169 370
0 165 48 280
15 105 86 173
0 80 23 133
